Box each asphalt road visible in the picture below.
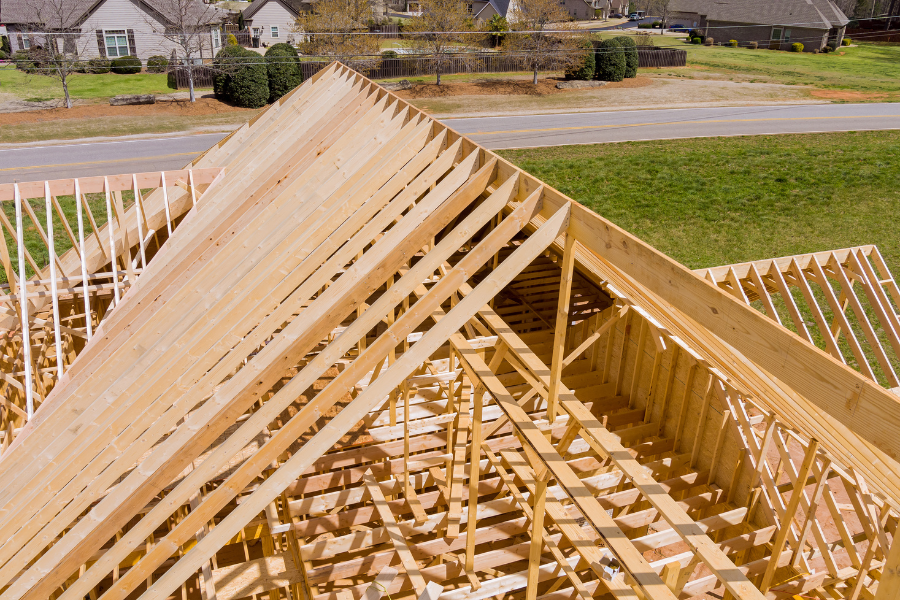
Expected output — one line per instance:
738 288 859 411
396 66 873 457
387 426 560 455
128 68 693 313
3 103 900 182
0 133 228 184
448 103 900 149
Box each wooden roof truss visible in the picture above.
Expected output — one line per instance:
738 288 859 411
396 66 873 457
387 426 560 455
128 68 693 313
0 64 899 600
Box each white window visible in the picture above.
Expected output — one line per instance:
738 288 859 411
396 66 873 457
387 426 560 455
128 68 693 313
104 29 129 57
213 28 221 48
19 34 32 50
253 27 261 37
271 26 279 38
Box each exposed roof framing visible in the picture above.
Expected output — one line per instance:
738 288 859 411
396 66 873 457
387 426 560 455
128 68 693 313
0 63 899 600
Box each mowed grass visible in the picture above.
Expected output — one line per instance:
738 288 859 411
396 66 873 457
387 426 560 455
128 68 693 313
0 66 206 100
497 130 900 275
499 130 900 384
673 41 900 95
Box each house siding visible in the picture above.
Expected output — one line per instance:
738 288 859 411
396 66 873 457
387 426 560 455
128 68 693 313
562 0 593 20
706 20 830 50
7 0 219 60
244 1 300 47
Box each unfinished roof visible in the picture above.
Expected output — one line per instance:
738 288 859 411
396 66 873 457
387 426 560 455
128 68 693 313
0 63 899 600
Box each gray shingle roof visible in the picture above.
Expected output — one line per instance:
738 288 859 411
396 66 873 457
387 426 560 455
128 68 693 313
669 0 849 29
1 0 224 27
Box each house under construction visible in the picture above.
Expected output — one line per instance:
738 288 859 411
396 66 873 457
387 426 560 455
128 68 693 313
1 63 899 600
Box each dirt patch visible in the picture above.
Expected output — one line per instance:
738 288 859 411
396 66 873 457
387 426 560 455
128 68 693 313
809 88 889 101
0 97 255 127
395 76 655 100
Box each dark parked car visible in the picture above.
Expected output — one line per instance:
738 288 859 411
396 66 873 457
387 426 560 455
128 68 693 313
611 13 623 17
668 23 688 32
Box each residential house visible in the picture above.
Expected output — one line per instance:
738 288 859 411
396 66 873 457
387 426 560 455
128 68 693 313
669 0 848 50
1 0 225 60
589 0 629 19
240 0 305 47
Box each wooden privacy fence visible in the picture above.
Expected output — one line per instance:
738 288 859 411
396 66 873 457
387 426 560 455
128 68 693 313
299 53 565 80
168 66 217 90
636 46 687 68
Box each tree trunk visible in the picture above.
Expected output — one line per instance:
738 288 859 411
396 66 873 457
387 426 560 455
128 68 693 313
187 59 197 103
533 69 538 85
436 70 441 86
62 77 72 109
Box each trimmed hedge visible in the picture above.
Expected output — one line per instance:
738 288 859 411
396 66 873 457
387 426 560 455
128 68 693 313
613 36 638 78
1 35 10 56
214 45 269 108
704 36 714 45
265 43 303 103
691 36 702 44
147 55 169 73
842 37 851 46
727 39 738 47
791 42 804 52
747 41 758 49
565 41 595 80
594 38 625 82
111 55 142 74
381 50 399 59
88 57 111 73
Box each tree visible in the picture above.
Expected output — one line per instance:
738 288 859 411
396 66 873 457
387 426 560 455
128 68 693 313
486 14 509 47
19 0 95 108
404 0 482 85
295 0 382 73
143 0 223 103
612 36 637 78
213 45 269 107
504 0 590 85
594 38 625 81
265 43 303 102
654 0 671 30
564 39 594 80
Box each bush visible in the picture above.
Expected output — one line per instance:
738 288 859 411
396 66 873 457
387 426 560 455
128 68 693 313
1 35 10 56
691 36 702 44
147 55 169 73
227 33 238 46
746 41 758 49
637 22 652 28
821 44 832 53
790 42 804 52
88 57 111 74
613 36 638 78
594 38 625 82
688 29 701 38
111 55 142 74
565 42 595 80
652 20 661 28
704 36 714 45
0 50 7 60
827 41 838 51
842 37 851 46
72 60 89 72
727 39 738 47
14 50 38 73
214 45 269 108
381 50 398 59
265 43 302 103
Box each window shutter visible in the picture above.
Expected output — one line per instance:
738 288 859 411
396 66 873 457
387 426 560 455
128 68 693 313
96 30 106 56
126 29 136 56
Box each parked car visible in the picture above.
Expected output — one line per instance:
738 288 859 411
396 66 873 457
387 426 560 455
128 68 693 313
611 12 623 17
668 23 688 32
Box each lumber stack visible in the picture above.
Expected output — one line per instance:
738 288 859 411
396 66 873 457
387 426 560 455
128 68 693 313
1 63 899 600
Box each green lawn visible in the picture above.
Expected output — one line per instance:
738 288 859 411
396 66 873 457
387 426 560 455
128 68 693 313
498 131 900 275
499 131 900 384
672 40 900 95
0 67 189 101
